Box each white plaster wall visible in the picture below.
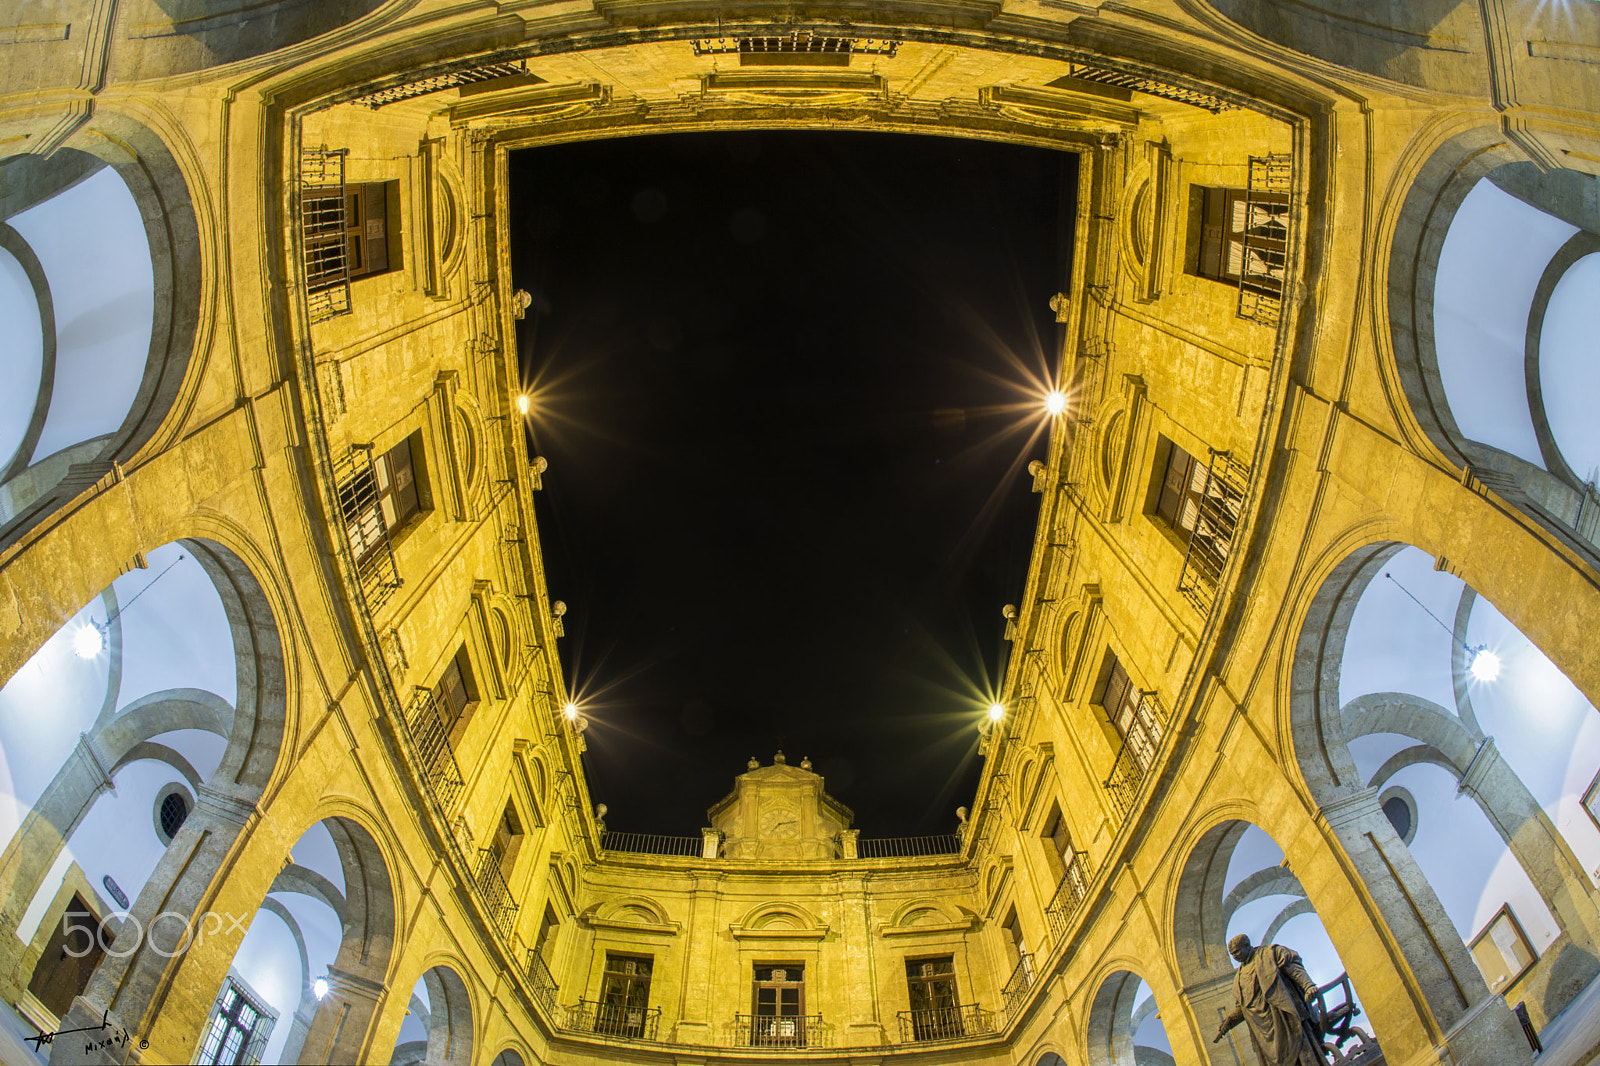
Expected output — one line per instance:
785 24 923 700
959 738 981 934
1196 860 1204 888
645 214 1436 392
0 245 42 471
1540 253 1600 479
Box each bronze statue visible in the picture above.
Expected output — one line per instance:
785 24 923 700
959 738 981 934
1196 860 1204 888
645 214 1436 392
1213 934 1326 1066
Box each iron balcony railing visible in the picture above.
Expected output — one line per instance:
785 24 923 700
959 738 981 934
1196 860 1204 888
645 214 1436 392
1236 153 1292 326
1044 850 1094 941
897 1003 993 1043
1175 450 1248 614
856 834 962 859
566 1000 660 1041
352 60 529 108
1002 953 1034 1020
526 950 558 1014
473 847 518 939
1062 61 1235 113
406 687 465 813
600 832 702 857
333 444 403 611
300 146 352 322
731 1013 829 1049
1103 692 1167 821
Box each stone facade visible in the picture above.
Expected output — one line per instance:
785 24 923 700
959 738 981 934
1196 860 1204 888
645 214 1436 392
1 1 1599 1065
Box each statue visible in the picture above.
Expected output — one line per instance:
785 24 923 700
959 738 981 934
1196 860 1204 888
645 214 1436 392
1213 934 1325 1066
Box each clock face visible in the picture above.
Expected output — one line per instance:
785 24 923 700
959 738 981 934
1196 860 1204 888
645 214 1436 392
759 806 800 838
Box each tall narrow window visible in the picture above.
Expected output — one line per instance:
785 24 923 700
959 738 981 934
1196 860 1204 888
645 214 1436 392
1040 803 1071 882
1190 185 1288 293
304 180 396 290
750 965 806 1047
534 905 560 966
494 800 524 880
433 646 478 739
597 954 652 1038
411 646 478 795
1095 652 1161 772
906 957 962 1040
197 978 276 1065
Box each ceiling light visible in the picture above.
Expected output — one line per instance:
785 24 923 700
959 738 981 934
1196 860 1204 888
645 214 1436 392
1044 390 1067 416
1469 646 1501 683
987 702 1005 723
72 624 104 659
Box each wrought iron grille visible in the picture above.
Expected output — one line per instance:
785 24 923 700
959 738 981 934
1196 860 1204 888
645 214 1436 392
897 1003 993 1042
1103 692 1167 820
856 834 961 858
566 1000 661 1040
473 847 519 939
333 444 402 610
352 61 530 108
1044 850 1093 940
1175 449 1248 614
407 687 465 813
300 147 351 322
1002 953 1034 1020
692 33 898 58
527 950 558 1014
600 832 703 856
731 1013 829 1049
1062 62 1235 113
1237 153 1293 325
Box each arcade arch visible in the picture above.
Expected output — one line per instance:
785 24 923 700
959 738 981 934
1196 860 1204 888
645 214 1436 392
1292 541 1600 1038
1085 969 1177 1066
392 965 475 1066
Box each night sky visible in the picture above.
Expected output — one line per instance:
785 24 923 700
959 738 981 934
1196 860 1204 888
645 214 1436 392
508 131 1075 838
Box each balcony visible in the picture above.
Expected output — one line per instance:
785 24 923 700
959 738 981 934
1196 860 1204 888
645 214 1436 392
601 832 702 857
856 834 961 859
1002 953 1034 1020
333 444 403 612
1044 850 1094 941
896 1003 994 1043
1234 153 1292 326
406 687 466 813
526 950 558 1014
1103 692 1167 821
300 147 353 323
1175 449 1248 614
472 847 518 939
730 1014 830 1049
566 1000 660 1041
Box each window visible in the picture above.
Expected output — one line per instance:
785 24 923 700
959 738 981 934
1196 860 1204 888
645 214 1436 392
338 433 429 570
597 954 653 1038
1040 803 1071 882
1002 908 1028 970
1094 652 1161 772
750 965 806 1047
304 181 396 290
433 646 479 738
160 791 188 839
905 957 963 1040
1151 437 1243 599
1189 185 1288 293
25 895 110 1021
1469 906 1537 994
197 978 276 1065
494 800 524 880
534 904 560 966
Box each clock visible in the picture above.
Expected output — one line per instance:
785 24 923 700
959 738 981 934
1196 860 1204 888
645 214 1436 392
759 805 800 839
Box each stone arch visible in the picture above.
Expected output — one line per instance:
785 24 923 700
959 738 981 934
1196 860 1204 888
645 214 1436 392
491 1048 529 1066
1283 538 1581 1056
1084 967 1176 1066
735 901 822 933
393 963 475 1066
888 898 959 929
593 895 673 928
0 111 203 551
1385 125 1600 557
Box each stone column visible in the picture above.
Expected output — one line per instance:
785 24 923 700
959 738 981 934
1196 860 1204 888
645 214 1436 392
278 1003 316 1064
1315 789 1530 1066
672 871 722 1045
295 967 389 1065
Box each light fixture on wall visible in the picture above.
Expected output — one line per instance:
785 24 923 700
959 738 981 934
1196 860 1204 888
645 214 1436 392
987 702 1006 724
313 977 329 1000
1044 390 1067 416
1385 572 1501 683
72 621 107 659
516 393 531 416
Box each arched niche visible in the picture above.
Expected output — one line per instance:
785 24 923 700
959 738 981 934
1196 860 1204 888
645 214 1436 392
0 112 201 551
1387 127 1600 558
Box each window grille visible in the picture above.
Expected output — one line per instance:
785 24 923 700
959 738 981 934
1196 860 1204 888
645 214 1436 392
1173 448 1248 613
692 33 898 60
352 61 531 108
197 980 275 1065
300 147 351 322
1059 62 1235 113
1237 153 1293 325
159 791 188 839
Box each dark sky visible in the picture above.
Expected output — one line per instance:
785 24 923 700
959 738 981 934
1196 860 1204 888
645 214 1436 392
508 131 1076 838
